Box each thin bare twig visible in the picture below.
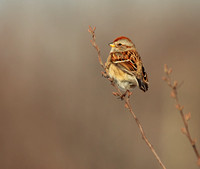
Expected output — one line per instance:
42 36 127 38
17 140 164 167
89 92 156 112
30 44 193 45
124 98 166 169
163 64 200 166
88 26 166 169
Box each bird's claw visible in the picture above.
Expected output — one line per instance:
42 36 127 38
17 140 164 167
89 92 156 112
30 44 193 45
118 90 132 100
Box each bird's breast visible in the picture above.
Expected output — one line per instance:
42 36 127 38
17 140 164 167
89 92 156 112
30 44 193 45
108 64 138 91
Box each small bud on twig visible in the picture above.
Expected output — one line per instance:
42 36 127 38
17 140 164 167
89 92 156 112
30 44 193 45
101 71 108 78
192 139 197 146
184 112 191 121
164 64 168 73
125 103 129 109
171 91 176 98
181 127 187 135
168 68 172 74
173 81 178 88
162 76 167 81
112 92 120 96
175 104 184 111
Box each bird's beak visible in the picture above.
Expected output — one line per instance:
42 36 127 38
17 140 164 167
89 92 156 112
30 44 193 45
109 42 115 47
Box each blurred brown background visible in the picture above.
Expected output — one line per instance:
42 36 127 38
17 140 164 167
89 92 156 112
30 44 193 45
0 0 200 169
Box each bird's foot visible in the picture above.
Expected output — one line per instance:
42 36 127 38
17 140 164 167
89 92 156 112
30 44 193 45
118 90 132 100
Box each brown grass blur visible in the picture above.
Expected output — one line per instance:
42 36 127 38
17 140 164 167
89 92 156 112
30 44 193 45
0 1 200 169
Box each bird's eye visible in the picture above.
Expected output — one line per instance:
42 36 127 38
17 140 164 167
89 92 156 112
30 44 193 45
118 43 122 46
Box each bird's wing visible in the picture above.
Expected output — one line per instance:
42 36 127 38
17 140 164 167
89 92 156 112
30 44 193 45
111 50 149 91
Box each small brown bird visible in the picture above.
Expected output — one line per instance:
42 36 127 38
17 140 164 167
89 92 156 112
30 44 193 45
105 36 149 93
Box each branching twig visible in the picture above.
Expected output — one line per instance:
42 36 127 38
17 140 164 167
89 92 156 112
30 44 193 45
163 64 200 166
88 26 105 69
88 26 166 169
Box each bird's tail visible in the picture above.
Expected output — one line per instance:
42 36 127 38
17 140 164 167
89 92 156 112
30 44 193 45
137 79 148 92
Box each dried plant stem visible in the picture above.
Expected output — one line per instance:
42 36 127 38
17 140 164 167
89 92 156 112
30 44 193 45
125 98 166 169
88 26 166 169
163 64 200 166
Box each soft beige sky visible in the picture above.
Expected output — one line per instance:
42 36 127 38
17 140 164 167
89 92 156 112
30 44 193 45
0 0 200 169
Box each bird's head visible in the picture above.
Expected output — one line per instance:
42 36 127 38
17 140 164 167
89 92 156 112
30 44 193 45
109 36 135 53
